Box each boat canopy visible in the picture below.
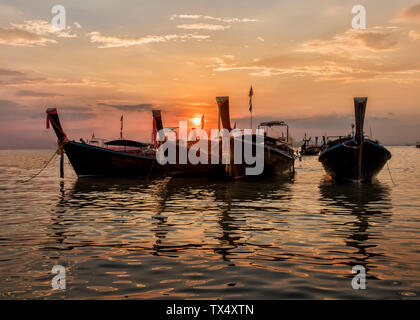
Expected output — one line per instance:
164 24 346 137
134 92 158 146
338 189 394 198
104 139 153 148
259 121 287 127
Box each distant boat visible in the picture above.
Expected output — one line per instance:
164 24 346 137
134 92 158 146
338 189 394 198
215 96 296 178
416 141 420 148
318 97 391 183
300 135 322 156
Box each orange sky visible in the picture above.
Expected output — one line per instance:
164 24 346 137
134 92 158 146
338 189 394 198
0 0 419 148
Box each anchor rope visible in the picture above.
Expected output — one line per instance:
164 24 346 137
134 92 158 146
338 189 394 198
15 148 59 184
386 162 396 186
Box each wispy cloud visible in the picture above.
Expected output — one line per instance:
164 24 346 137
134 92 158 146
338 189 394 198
208 55 420 82
0 27 56 47
16 90 59 97
97 102 154 111
176 23 230 31
0 68 45 85
170 14 258 23
10 20 76 38
0 20 77 47
394 3 420 24
409 30 420 40
88 32 210 48
299 27 400 58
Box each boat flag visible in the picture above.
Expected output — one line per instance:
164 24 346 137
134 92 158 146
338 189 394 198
200 113 204 129
233 122 236 129
120 115 123 139
249 86 253 129
249 86 253 112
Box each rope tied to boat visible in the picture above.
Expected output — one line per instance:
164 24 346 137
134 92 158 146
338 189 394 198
15 147 59 184
386 162 396 186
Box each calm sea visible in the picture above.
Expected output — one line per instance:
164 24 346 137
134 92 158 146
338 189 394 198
0 146 419 299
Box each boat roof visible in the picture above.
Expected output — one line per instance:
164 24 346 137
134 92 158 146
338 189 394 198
104 139 153 148
259 121 287 127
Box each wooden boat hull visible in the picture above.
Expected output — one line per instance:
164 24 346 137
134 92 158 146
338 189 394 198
64 141 226 177
230 146 294 179
301 146 321 156
64 141 161 177
318 140 391 182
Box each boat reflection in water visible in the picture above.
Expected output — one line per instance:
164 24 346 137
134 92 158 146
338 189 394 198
318 181 392 282
58 175 293 259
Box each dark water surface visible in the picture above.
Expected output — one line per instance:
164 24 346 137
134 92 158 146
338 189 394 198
0 147 419 299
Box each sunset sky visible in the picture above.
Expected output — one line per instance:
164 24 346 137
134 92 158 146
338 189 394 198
1 0 419 148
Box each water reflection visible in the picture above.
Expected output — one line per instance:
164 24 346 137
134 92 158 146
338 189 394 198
319 181 392 278
53 175 293 261
2 147 419 299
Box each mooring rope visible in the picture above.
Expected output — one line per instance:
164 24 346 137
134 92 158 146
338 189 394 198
15 149 58 184
146 158 155 179
386 162 396 186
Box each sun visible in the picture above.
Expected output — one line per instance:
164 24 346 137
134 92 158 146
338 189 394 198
192 117 201 126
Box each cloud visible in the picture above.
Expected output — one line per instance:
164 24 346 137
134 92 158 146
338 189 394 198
299 27 400 58
170 14 258 23
10 20 76 38
0 20 77 47
176 23 230 31
60 112 97 121
0 100 96 123
0 69 25 76
88 32 210 48
207 55 420 82
0 68 45 85
97 103 154 111
16 90 59 97
0 27 56 47
395 4 420 24
409 30 420 40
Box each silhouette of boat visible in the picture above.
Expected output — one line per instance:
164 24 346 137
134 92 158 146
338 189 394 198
416 141 419 148
300 134 322 156
46 108 162 177
318 97 391 182
215 96 296 178
46 108 222 177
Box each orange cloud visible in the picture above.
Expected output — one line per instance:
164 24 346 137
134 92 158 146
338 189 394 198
409 30 420 40
88 32 210 48
176 23 230 31
0 20 77 47
170 14 258 23
0 27 55 46
299 27 400 58
395 3 420 24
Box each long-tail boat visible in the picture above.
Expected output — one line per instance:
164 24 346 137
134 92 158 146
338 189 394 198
318 97 391 182
215 96 296 178
46 108 222 177
300 135 322 156
46 108 161 177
